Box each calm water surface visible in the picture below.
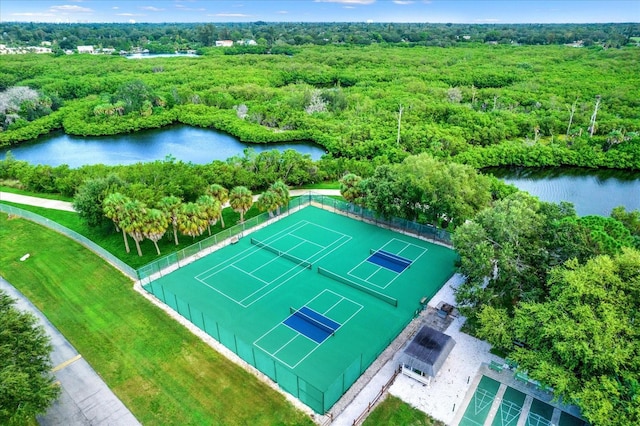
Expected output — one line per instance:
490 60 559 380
0 125 325 168
487 167 640 216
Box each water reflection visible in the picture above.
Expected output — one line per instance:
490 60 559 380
486 167 640 216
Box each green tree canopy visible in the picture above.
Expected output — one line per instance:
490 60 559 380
506 249 640 426
0 290 60 424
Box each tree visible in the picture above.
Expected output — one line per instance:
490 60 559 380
103 192 132 253
196 195 221 236
269 180 290 215
509 249 640 426
452 192 565 315
339 173 365 206
121 199 147 257
256 189 280 218
142 208 168 255
158 195 182 245
177 202 207 239
0 291 60 424
73 174 124 228
205 184 229 228
229 186 253 223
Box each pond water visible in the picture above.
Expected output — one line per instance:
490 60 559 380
0 125 326 168
487 167 640 216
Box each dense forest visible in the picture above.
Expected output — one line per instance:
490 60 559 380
1 22 638 50
1 23 639 426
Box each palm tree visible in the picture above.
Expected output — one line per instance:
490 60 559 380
196 195 222 236
103 192 132 253
177 202 208 239
158 195 182 245
229 186 253 223
206 184 229 228
142 208 169 256
121 199 147 257
256 189 280 218
340 173 364 205
270 180 290 215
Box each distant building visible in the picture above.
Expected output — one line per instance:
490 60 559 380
41 41 52 46
215 40 234 47
101 48 116 54
77 45 94 54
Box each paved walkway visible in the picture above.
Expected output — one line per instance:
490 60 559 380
0 277 141 426
0 192 75 211
0 189 341 212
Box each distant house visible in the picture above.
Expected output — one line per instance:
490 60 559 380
237 39 257 46
41 41 52 46
77 45 94 54
101 48 116 54
215 40 234 47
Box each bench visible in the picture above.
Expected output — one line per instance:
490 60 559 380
489 361 504 372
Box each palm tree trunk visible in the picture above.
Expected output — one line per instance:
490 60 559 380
153 240 161 256
134 239 143 257
240 211 245 222
220 214 225 228
121 228 130 253
173 226 179 245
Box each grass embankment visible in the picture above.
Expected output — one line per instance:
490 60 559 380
363 396 445 426
0 199 262 269
0 213 313 425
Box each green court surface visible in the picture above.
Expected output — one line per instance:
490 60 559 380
527 399 555 426
492 387 526 426
459 376 502 426
143 206 457 413
559 412 588 426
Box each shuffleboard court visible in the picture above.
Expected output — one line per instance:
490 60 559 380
460 376 502 426
143 205 457 413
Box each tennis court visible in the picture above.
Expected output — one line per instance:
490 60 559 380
143 205 457 413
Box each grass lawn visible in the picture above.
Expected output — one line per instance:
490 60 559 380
0 213 313 425
363 395 445 426
0 200 263 269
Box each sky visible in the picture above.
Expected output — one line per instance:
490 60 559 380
1 1 638 24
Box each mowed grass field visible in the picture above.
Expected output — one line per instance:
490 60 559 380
0 213 313 425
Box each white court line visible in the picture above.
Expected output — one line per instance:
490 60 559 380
254 289 364 370
347 237 430 289
195 220 311 280
241 233 352 307
289 233 325 249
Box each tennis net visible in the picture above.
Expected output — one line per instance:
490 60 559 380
251 238 312 269
318 267 398 307
290 307 336 336
370 249 411 267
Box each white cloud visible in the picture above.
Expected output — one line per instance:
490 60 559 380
12 12 55 17
112 6 119 10
277 10 289 14
117 13 144 17
393 1 414 4
49 5 93 13
140 6 165 12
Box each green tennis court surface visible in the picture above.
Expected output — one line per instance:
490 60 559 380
143 206 457 413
